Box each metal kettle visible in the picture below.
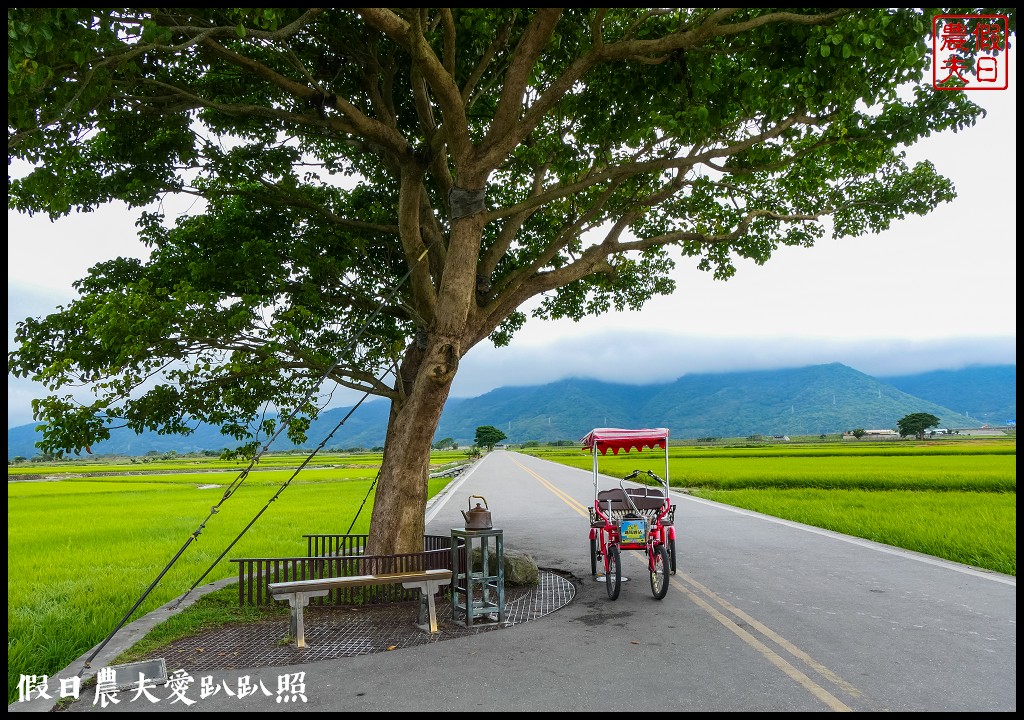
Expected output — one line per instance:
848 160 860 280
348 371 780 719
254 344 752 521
462 495 492 530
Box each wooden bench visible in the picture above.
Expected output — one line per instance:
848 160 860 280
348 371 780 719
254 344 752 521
268 568 453 648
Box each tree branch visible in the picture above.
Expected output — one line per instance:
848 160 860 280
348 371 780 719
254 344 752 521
198 35 410 155
356 8 472 165
481 9 563 157
398 164 437 326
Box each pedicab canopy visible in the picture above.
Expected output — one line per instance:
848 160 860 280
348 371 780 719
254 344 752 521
581 428 670 455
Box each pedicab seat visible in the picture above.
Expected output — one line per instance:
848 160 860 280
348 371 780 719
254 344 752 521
592 487 670 526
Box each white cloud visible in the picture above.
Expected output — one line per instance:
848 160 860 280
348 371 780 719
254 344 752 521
450 333 1016 398
8 56 1016 428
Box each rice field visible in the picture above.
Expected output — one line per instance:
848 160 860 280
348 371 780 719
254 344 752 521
524 440 1016 491
7 454 457 705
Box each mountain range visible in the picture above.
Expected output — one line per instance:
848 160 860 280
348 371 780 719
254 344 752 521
6 362 1015 460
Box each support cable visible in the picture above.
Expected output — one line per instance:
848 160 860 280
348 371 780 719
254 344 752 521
174 365 392 607
347 469 382 535
79 246 431 671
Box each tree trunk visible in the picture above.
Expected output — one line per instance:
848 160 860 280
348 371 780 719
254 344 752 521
363 211 484 556
364 333 460 556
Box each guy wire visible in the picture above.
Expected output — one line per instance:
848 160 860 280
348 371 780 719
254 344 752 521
80 244 431 672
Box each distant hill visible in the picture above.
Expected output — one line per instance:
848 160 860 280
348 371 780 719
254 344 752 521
433 362 985 443
7 362 1014 459
880 365 1015 426
7 398 394 460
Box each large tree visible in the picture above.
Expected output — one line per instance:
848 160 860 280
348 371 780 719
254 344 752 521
8 9 1009 554
474 425 507 450
896 412 942 440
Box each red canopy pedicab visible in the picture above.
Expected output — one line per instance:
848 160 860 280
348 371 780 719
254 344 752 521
582 427 677 600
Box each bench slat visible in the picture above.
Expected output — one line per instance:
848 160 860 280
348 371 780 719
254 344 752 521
269 569 451 594
269 569 453 648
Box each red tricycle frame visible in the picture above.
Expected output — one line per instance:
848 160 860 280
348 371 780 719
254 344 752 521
583 427 677 600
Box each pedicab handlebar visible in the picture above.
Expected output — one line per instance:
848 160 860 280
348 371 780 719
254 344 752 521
623 469 665 484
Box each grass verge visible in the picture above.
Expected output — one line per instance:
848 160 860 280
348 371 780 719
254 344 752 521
111 586 288 666
694 488 1016 576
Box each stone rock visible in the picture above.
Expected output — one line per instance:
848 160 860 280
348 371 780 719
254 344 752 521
470 547 539 586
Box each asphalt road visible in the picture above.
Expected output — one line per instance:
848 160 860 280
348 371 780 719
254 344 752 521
34 449 1017 712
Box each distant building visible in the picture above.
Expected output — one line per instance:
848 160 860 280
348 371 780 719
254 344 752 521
954 427 1008 436
842 429 900 440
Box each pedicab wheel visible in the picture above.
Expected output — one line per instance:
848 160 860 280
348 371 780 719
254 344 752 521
606 545 622 600
590 537 598 576
668 537 677 575
650 544 671 600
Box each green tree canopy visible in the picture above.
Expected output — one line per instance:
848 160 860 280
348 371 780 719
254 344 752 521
474 425 507 449
7 8 1012 554
896 413 942 439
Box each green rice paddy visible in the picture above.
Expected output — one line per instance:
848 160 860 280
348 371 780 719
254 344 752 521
7 456 455 705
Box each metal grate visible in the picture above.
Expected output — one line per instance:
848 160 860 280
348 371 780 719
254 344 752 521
141 570 576 672
503 569 576 625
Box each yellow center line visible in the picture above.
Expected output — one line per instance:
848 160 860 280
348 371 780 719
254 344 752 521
667 574 853 712
510 457 591 517
677 572 865 700
509 456 860 713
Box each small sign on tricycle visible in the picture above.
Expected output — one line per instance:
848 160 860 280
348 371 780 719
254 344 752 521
619 519 647 545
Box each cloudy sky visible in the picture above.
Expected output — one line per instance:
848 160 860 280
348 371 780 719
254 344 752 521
8 62 1016 428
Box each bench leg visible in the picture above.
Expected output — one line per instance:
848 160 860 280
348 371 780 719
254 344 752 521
277 590 328 648
405 580 451 634
287 592 310 648
425 585 441 633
